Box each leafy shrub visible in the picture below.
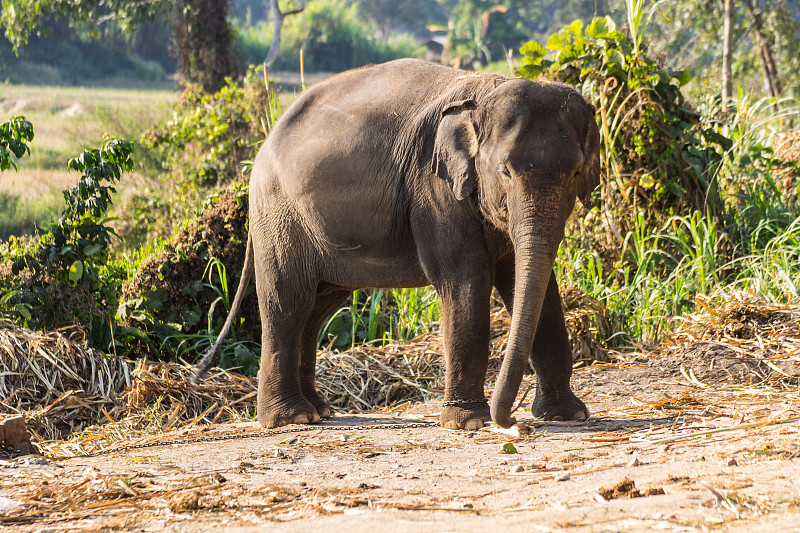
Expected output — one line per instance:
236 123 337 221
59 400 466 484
521 17 728 228
0 138 135 347
130 67 273 246
0 116 34 171
117 184 259 364
145 67 271 189
522 17 800 347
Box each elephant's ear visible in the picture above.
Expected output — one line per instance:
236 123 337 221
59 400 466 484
577 102 601 208
432 99 479 201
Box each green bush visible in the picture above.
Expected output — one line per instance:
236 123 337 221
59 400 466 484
523 17 800 348
0 138 135 348
128 67 273 247
0 116 34 171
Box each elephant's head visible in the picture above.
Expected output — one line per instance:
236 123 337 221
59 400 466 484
433 78 600 428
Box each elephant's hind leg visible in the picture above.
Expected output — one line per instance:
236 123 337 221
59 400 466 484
299 286 350 418
255 270 322 428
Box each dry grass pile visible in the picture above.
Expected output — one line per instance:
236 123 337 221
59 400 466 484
775 130 800 163
122 360 257 426
663 291 800 389
562 285 610 363
0 320 129 440
1 283 613 448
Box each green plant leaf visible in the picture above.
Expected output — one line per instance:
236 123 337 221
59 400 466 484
520 41 548 61
68 260 84 284
606 48 626 68
546 30 572 51
499 442 518 454
672 69 691 87
586 16 616 39
14 304 31 321
83 243 102 256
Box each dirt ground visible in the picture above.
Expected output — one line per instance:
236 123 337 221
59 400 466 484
2 348 799 533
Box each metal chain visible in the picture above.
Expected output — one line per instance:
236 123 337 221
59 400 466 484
63 420 436 459
442 397 488 406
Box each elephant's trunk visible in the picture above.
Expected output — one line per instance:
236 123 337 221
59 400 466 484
490 190 562 428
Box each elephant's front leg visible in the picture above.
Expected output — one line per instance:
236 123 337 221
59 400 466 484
494 258 589 421
437 280 492 430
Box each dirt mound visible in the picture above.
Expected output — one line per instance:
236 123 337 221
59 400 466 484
658 292 800 388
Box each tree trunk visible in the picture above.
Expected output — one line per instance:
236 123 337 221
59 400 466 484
265 0 304 68
742 0 781 99
173 0 237 93
721 0 734 107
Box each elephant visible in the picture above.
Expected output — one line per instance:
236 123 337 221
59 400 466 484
193 58 601 430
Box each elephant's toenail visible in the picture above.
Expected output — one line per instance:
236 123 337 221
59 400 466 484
464 419 485 430
552 415 564 421
573 410 587 421
444 421 460 430
294 414 317 424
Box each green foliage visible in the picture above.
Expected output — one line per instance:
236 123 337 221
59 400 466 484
145 67 270 190
320 288 440 350
129 68 272 247
115 184 256 366
521 17 731 234
0 136 135 347
531 16 800 349
0 0 172 51
0 116 34 171
1 0 235 93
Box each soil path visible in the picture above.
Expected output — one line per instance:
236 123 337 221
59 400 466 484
2 356 800 532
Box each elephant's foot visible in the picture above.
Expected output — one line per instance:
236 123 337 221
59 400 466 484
258 394 321 428
303 388 333 418
530 387 589 421
440 400 491 430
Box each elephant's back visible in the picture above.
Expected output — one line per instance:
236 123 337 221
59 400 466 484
257 60 460 197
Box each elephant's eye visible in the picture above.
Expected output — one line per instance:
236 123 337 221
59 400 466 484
499 163 511 178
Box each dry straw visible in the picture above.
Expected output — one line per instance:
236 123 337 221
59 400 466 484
664 291 800 389
0 320 129 440
3 288 798 454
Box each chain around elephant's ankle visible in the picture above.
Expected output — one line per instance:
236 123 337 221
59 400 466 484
442 397 488 407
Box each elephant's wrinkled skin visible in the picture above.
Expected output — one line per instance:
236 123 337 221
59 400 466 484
194 59 601 430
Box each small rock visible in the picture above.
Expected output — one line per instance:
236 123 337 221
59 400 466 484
273 449 286 458
627 457 641 467
15 456 48 467
231 461 251 472
0 496 22 511
509 465 525 473
466 469 478 476
727 458 738 466
168 491 201 512
0 415 38 455
555 474 570 482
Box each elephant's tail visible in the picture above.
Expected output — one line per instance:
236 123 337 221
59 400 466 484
191 233 255 384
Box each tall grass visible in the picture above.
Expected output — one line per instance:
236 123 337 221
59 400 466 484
319 287 440 350
559 89 800 349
